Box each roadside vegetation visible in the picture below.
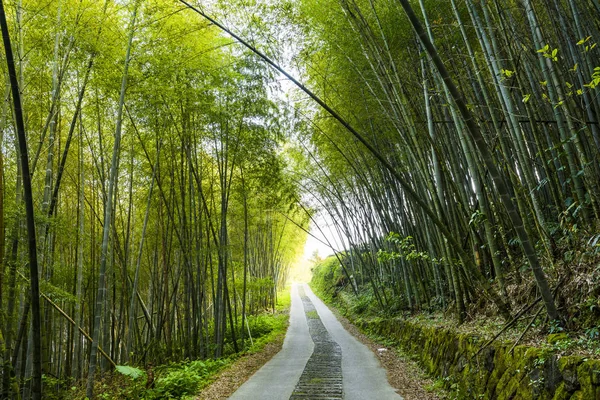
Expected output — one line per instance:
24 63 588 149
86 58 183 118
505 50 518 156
58 290 290 400
311 254 600 361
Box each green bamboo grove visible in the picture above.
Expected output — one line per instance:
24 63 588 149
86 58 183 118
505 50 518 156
0 0 308 398
291 0 600 323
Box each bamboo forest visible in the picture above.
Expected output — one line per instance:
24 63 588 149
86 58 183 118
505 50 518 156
0 0 599 399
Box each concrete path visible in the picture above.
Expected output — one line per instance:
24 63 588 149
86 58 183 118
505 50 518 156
228 284 314 400
229 283 402 400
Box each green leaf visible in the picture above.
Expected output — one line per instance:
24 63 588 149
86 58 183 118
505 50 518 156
577 36 592 45
115 365 145 380
522 94 531 103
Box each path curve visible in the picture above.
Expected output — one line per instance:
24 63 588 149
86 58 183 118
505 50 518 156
229 283 402 400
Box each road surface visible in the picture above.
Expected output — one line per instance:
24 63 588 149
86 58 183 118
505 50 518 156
229 283 403 399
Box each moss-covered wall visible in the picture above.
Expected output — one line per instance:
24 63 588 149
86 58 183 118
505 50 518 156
357 318 600 399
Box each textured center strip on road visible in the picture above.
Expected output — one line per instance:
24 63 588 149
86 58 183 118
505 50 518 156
290 287 343 400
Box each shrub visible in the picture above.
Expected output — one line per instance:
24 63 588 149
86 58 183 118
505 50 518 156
147 365 203 399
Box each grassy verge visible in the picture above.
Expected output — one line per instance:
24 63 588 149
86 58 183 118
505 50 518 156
235 287 291 358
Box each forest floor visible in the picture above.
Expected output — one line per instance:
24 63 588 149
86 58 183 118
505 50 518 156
198 284 445 400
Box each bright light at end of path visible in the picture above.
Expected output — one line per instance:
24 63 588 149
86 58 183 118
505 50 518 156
289 218 340 283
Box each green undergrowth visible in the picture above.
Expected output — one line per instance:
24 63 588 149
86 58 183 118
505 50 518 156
58 289 291 400
311 255 600 359
326 286 600 360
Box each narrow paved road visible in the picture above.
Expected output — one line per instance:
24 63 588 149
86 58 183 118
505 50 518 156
229 283 403 400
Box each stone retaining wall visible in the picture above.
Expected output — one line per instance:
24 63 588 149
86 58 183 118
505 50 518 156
356 318 600 399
